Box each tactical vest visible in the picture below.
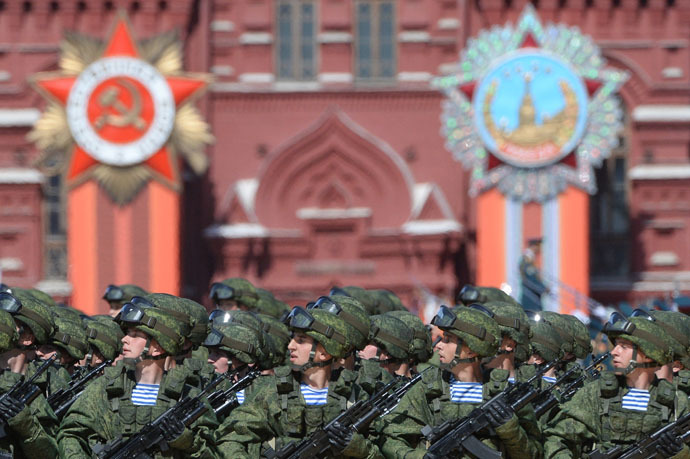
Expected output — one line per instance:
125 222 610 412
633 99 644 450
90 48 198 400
103 365 189 438
597 372 676 448
267 366 358 451
674 369 690 397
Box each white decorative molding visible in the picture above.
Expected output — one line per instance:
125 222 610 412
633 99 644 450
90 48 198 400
35 279 73 296
398 31 431 43
239 32 273 45
629 164 690 180
437 18 460 30
650 251 679 267
204 223 268 238
397 72 432 82
438 63 458 75
318 72 353 84
662 67 683 79
0 258 22 272
273 81 321 91
238 73 275 84
0 168 44 184
318 32 352 44
210 65 233 76
297 207 372 220
0 108 40 127
409 183 455 220
0 71 10 82
210 20 235 32
632 105 690 122
402 220 461 235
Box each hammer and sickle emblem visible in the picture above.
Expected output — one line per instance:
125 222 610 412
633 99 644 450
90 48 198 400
94 78 147 131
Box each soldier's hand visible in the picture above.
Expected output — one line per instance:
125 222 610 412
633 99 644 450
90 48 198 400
159 416 185 442
658 430 683 456
486 397 514 428
325 421 353 452
0 393 26 421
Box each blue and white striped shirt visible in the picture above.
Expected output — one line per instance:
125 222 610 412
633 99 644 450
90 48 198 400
131 383 160 406
622 388 650 412
237 389 245 405
300 384 329 406
542 376 557 384
449 377 483 404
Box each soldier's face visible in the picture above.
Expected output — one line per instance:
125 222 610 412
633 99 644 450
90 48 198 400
288 332 329 366
121 329 149 358
17 327 35 347
528 354 545 365
216 299 250 311
359 344 379 361
208 348 231 374
437 332 459 363
612 338 653 368
500 336 517 353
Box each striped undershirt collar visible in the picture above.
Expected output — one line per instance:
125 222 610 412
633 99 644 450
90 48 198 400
300 383 329 406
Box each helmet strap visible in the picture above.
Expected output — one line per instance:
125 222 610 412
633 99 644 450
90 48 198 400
292 341 332 372
441 346 479 370
614 346 658 375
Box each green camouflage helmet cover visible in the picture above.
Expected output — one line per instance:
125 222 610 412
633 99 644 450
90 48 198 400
528 318 563 362
333 286 378 316
51 315 89 360
144 293 192 339
257 314 290 368
210 310 273 364
387 310 433 363
25 288 56 307
484 300 531 362
204 322 267 366
7 290 54 345
369 314 414 360
322 295 371 351
561 314 593 359
54 305 84 324
0 310 18 352
103 284 148 303
85 317 124 361
255 288 291 319
296 309 352 360
213 278 259 310
604 314 675 365
178 297 210 347
457 285 515 306
435 306 500 357
122 305 185 356
648 310 690 366
371 290 406 313
540 311 575 355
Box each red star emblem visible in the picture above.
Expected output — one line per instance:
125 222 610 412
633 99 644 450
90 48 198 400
32 15 208 187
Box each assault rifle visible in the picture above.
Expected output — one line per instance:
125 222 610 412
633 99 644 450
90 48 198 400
92 373 225 459
0 355 57 438
48 360 111 419
267 368 428 459
588 412 690 459
533 353 610 418
422 358 561 459
207 368 261 418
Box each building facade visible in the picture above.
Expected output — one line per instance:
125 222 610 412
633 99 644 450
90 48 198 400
1 0 689 312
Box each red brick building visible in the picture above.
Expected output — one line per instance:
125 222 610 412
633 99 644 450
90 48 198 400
1 0 689 312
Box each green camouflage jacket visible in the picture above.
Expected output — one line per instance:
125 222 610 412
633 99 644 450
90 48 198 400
215 366 382 459
25 358 71 399
543 372 690 458
57 361 219 458
356 358 393 396
0 370 59 458
380 366 542 459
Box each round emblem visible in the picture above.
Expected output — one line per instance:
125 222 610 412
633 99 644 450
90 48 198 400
66 57 175 167
473 50 588 168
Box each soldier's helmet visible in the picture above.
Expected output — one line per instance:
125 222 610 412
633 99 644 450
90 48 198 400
0 310 18 352
484 300 531 362
84 316 124 361
203 322 268 367
146 293 209 348
370 290 407 313
560 314 593 359
309 295 371 351
285 307 352 360
387 310 433 364
329 286 378 316
144 293 192 340
526 311 563 362
103 284 148 303
369 314 414 361
255 288 291 319
257 313 291 368
432 304 500 358
209 278 260 310
647 310 690 368
209 309 274 364
50 314 89 360
118 297 185 356
457 285 514 306
604 311 675 366
0 291 54 345
25 288 56 307
540 311 576 356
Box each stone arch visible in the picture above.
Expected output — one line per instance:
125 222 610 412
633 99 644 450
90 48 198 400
254 108 414 229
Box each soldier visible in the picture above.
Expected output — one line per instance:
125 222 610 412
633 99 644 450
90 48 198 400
482 300 532 379
35 311 89 379
543 311 690 458
360 313 414 378
256 313 291 370
256 288 291 319
380 304 542 459
642 309 690 386
83 315 124 366
58 301 218 457
215 306 381 458
102 284 148 318
209 278 261 312
0 309 59 458
526 312 564 425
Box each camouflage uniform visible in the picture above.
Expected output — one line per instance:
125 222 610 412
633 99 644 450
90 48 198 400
256 288 291 319
58 305 219 458
543 313 690 458
215 307 381 458
647 310 690 397
381 305 542 459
